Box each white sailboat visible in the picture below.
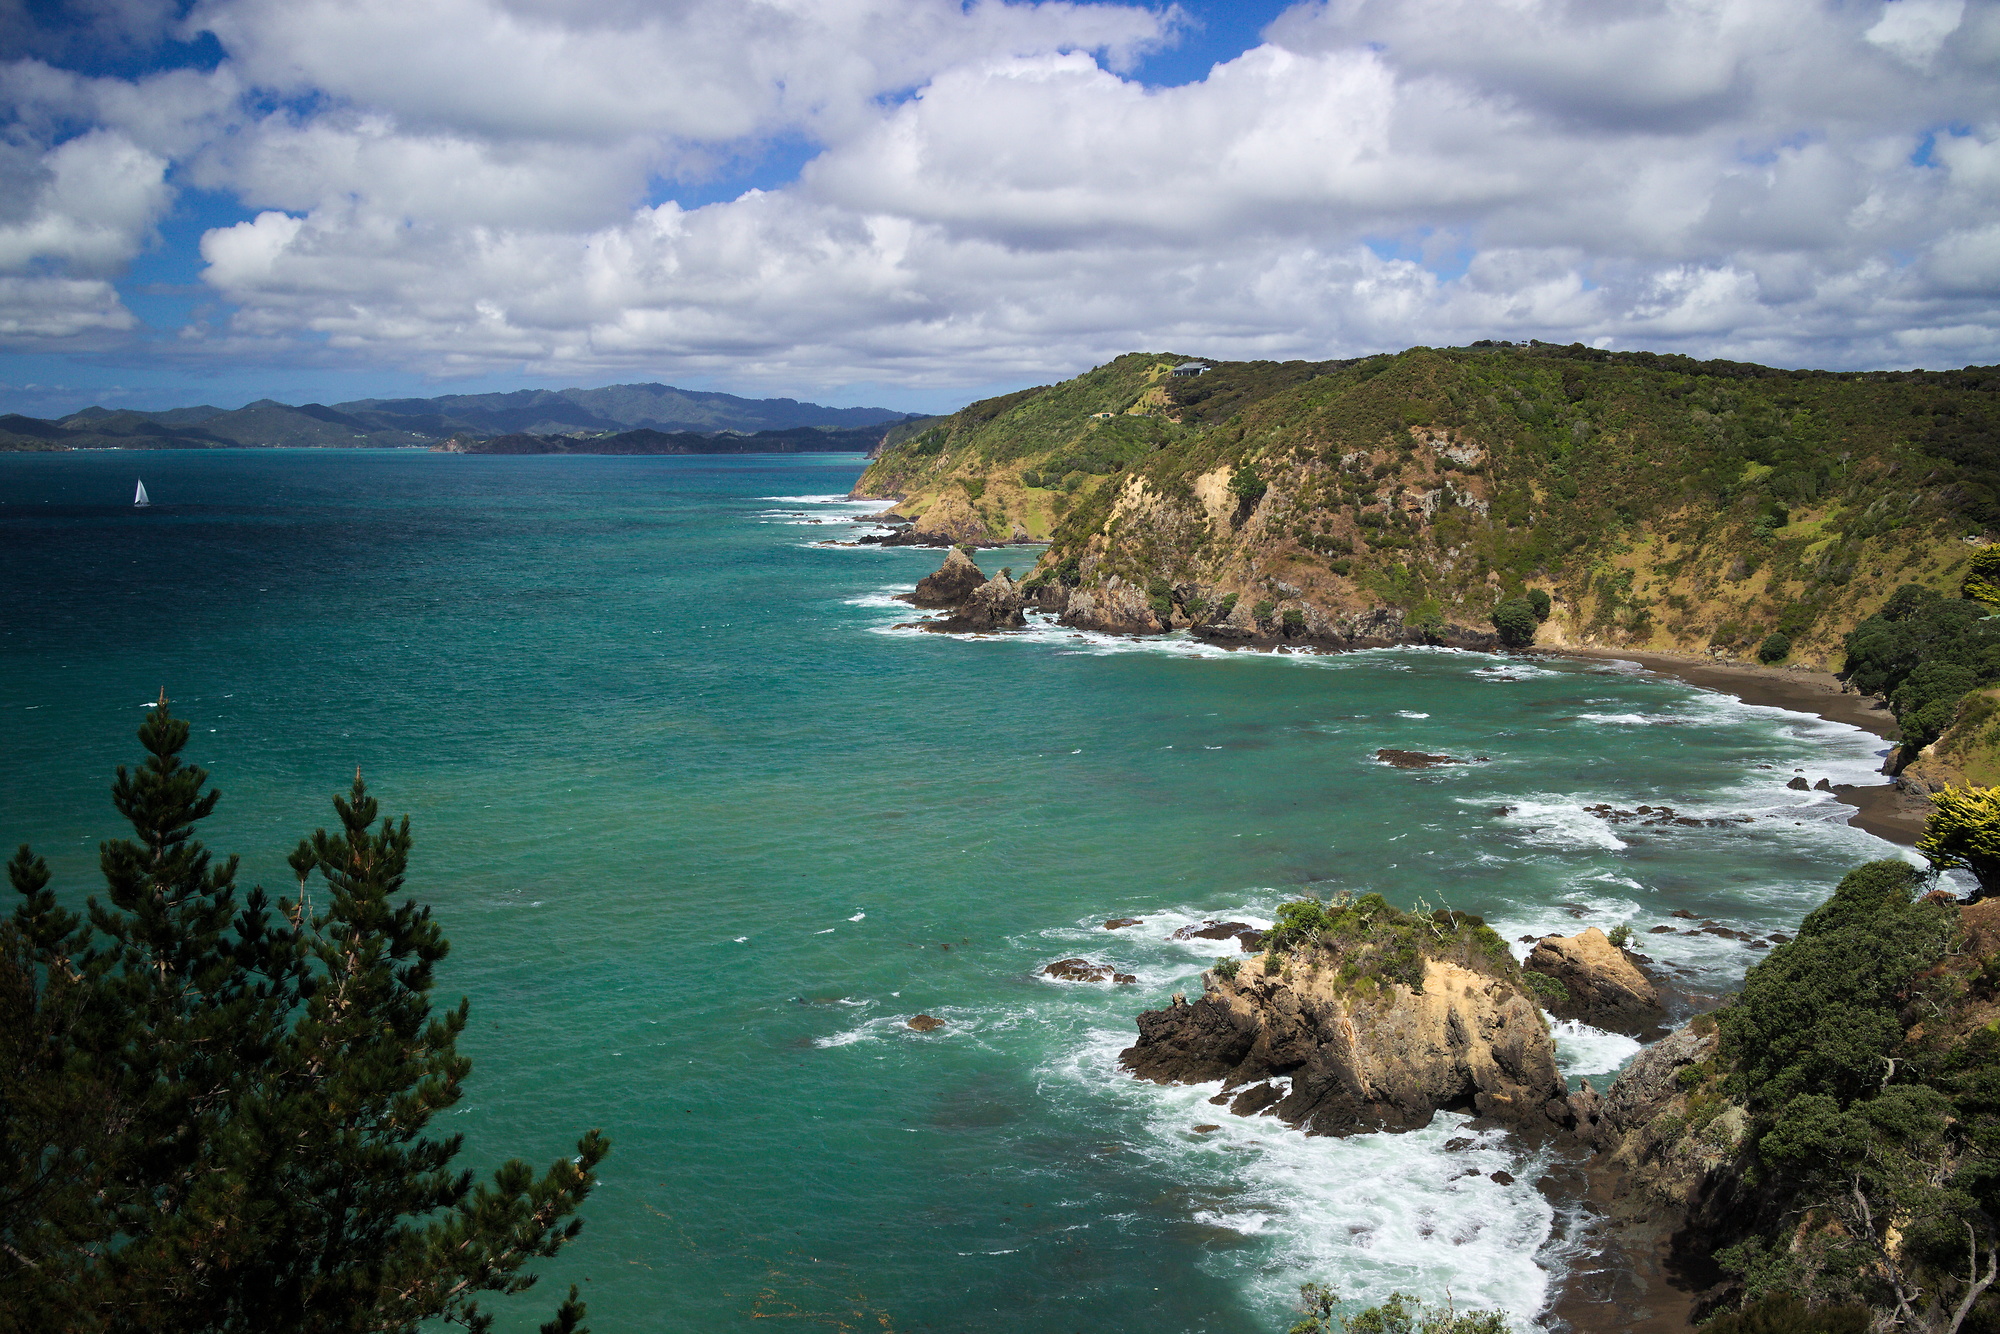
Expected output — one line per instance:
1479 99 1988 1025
133 480 151 508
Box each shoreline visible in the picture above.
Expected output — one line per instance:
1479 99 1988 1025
1548 646 1927 848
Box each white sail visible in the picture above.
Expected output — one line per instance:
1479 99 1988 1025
134 480 150 507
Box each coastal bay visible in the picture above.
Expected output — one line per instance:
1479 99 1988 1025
0 449 1917 1331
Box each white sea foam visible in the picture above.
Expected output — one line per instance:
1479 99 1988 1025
1551 1021 1643 1079
1474 796 1629 851
1048 1023 1554 1327
1398 710 1431 719
758 493 861 504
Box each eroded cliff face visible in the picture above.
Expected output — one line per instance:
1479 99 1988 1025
1121 954 1589 1139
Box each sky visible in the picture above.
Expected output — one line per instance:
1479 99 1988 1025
1 0 1997 418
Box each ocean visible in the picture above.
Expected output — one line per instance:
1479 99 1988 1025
0 449 1907 1331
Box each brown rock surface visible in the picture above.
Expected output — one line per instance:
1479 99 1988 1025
900 547 986 609
1120 956 1582 1138
1523 928 1667 1037
1171 920 1256 941
1105 917 1144 930
930 572 1027 631
907 1014 945 1032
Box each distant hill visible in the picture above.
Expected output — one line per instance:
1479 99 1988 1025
1 382 921 452
449 425 904 455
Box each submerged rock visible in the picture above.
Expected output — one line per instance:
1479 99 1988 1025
907 1014 945 1032
1105 917 1144 930
1044 958 1137 984
1375 749 1465 769
900 547 986 609
1523 928 1667 1037
1171 920 1256 941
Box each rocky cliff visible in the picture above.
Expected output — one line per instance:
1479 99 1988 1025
1120 898 1597 1139
852 346 2000 665
1524 927 1668 1037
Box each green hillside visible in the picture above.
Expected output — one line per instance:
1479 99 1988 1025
853 344 2000 665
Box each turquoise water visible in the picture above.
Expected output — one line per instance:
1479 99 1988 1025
1 450 1907 1332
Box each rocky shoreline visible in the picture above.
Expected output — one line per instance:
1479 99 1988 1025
1108 914 1763 1331
893 549 1922 847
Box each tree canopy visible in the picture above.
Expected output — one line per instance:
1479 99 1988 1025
0 699 605 1334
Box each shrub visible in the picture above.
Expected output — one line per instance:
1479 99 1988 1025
1230 461 1268 504
1491 597 1536 648
1253 598 1277 623
1217 593 1240 619
1019 469 1042 488
959 477 986 501
1696 1292 1870 1334
1607 923 1633 948
1328 559 1352 577
1757 632 1791 663
1526 588 1552 621
1214 956 1241 979
1282 609 1306 633
1288 1288 1508 1334
1522 970 1568 1007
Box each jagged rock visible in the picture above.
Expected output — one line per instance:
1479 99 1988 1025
1523 928 1667 1037
1787 775 1811 790
901 547 986 609
1044 958 1137 984
1120 957 1585 1139
1105 917 1144 930
907 1014 945 1032
1172 920 1256 941
949 573 1028 631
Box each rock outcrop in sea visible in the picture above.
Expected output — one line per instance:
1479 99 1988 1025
900 547 987 608
1121 900 1596 1139
1523 927 1668 1037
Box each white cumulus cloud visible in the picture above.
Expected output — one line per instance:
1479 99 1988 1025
2 0 1998 389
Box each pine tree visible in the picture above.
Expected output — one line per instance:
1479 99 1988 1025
0 698 605 1334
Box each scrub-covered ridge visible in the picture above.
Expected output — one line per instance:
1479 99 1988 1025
853 345 2000 666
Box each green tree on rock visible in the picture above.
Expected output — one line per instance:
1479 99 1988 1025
0 698 606 1334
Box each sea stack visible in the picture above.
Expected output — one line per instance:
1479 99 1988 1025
900 547 986 609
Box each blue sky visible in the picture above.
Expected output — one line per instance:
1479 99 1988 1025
2 0 1996 418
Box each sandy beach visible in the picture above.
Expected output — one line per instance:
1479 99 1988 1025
1549 646 1929 846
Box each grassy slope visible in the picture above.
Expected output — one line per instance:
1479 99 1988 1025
855 344 2000 667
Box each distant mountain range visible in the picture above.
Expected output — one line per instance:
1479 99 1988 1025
0 382 922 452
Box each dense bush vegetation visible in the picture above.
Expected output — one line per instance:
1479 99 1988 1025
1704 857 2000 1330
1843 585 2000 753
1259 893 1517 996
